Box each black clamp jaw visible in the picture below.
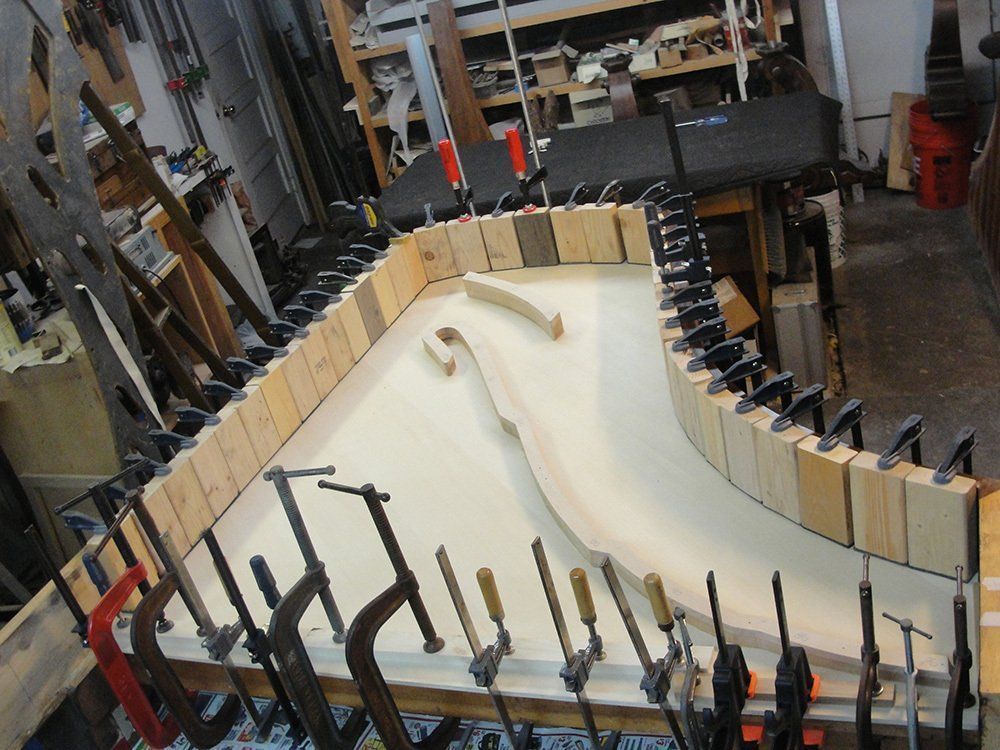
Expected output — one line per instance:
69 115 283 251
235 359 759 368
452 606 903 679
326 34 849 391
595 179 623 207
317 271 357 291
226 356 268 380
245 345 288 366
763 572 820 749
708 353 766 395
660 257 711 285
648 210 668 267
491 191 515 217
933 426 977 484
564 181 588 210
283 304 326 326
690 336 746 373
660 280 714 310
149 429 197 451
298 289 341 310
335 255 376 274
633 180 670 209
819 399 866 452
736 371 796 414
877 414 925 470
203 379 247 403
666 297 721 329
124 451 170 478
268 319 308 344
672 316 730 353
772 383 827 434
174 407 220 436
349 242 387 262
518 166 549 210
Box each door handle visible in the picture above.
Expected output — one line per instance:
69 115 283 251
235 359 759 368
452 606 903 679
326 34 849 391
222 105 235 117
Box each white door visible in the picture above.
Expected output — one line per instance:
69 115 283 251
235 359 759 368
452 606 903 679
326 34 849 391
183 0 304 248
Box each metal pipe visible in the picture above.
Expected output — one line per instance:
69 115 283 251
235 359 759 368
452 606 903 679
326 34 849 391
408 0 475 215
495 0 550 207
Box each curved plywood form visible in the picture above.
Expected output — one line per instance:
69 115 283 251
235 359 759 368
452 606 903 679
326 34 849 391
423 322 951 683
463 272 564 339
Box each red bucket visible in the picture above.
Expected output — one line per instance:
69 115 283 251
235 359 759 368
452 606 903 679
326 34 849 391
908 100 977 209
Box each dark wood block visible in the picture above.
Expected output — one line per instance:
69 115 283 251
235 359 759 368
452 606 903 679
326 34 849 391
513 208 559 267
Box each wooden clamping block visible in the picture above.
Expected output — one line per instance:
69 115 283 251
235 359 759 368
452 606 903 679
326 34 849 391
849 451 913 563
141 482 190 556
314 298 361 379
478 212 523 270
444 218 491 274
181 431 239 518
371 259 403 326
580 204 626 263
160 459 215 549
716 397 767 501
394 233 429 295
337 291 372 361
618 204 651 264
383 240 418 311
247 359 302 443
796 436 857 545
692 381 730 478
414 222 458 280
548 206 590 263
513 207 559 267
212 399 263 490
665 347 711 452
753 415 812 523
300 318 339 399
235 385 283 468
905 467 978 578
280 341 322 420
351 270 390 343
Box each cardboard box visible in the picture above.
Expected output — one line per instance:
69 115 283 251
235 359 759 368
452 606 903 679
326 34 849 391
714 275 759 337
658 46 683 68
568 88 613 127
532 48 571 87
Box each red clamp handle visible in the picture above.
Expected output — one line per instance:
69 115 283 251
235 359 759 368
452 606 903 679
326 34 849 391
438 139 461 185
88 563 180 748
505 128 526 175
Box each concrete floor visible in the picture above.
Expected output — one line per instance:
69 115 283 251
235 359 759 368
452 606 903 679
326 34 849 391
832 189 1000 479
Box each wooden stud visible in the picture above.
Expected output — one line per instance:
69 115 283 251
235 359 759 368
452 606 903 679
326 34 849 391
351 273 389 343
281 343 322 420
236 387 283 468
162 460 215 549
905 467 978 578
618 204 651 264
478 213 523 270
414 223 457 281
445 218 491 274
384 245 416 311
513 208 559 267
548 207 591 263
752 417 812 523
300 321 339 399
717 397 768 501
398 234 429 293
580 204 626 263
796 435 856 545
187 432 239 518
371 261 402 325
849 451 913 563
214 401 262 490
338 293 372 361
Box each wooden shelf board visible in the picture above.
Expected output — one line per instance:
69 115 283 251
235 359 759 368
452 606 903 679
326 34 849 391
370 52 756 128
354 0 669 61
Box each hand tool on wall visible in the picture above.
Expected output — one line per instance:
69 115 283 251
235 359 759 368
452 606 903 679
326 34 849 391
202 529 305 743
856 555 882 750
818 399 866 452
945 566 974 750
701 571 757 750
708 353 767 396
250 554 368 749
736 371 796 415
762 572 822 750
436 547 535 749
438 139 475 218
496 0 550 207
317 478 444 653
531 537 621 749
877 414 925 470
25 525 182 748
263 465 347 642
882 612 933 750
600 559 688 749
771 384 827 434
505 129 548 211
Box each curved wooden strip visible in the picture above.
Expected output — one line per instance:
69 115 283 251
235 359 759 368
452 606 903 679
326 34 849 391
427 323 951 683
462 272 564 339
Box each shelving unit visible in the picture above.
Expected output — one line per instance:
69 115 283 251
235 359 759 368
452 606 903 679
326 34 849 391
321 0 773 187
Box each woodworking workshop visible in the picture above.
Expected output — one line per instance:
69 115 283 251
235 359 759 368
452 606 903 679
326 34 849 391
2 0 1000 749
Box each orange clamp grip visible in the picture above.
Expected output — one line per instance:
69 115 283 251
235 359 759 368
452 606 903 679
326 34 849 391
809 673 821 702
438 139 460 184
746 670 758 700
505 128 526 174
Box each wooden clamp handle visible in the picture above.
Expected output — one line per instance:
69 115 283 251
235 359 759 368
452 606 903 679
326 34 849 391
570 568 596 624
477 568 504 622
644 573 674 631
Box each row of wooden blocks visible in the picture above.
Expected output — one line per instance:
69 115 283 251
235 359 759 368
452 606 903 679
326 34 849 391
413 202 655 281
655 268 979 579
115 236 429 579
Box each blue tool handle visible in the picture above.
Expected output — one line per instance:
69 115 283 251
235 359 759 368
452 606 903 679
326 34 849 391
83 552 111 595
